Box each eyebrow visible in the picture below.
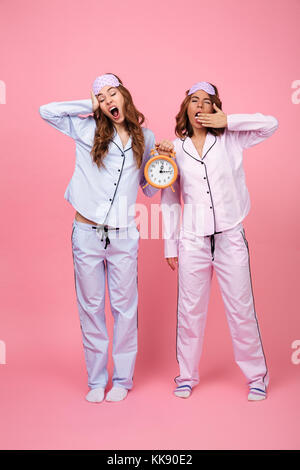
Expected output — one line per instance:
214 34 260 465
97 87 116 97
191 96 211 100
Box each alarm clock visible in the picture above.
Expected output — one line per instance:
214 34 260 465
143 148 178 192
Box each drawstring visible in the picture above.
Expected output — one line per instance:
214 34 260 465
92 224 119 249
101 225 110 249
208 231 222 261
210 234 215 261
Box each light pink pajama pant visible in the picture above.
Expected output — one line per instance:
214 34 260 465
176 222 269 391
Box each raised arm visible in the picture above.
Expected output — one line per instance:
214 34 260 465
196 103 278 150
226 113 279 149
39 99 94 140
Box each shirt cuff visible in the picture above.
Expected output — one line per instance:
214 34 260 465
164 240 179 258
226 114 241 131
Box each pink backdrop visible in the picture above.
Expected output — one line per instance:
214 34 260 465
0 0 299 450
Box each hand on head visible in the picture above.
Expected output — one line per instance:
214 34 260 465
91 90 100 112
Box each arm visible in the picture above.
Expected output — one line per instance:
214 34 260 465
196 104 278 150
39 99 93 140
227 113 279 149
139 130 160 198
161 173 181 260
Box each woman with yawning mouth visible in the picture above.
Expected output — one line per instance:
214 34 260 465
39 74 158 403
160 81 278 401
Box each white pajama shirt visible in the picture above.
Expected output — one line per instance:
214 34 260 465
40 100 158 390
161 113 278 391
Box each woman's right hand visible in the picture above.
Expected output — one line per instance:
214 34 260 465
166 257 178 270
156 140 175 156
91 90 100 112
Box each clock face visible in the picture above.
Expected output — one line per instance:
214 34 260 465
147 158 175 187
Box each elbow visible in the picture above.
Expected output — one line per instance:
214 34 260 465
270 115 279 132
272 116 279 131
140 178 159 198
143 186 159 198
39 104 47 119
39 103 53 120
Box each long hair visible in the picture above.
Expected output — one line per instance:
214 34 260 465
175 83 225 139
91 74 145 169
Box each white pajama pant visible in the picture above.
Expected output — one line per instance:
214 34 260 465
71 220 139 390
176 222 269 391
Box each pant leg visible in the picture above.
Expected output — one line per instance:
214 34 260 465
176 232 213 388
213 224 269 390
106 226 140 390
71 220 109 389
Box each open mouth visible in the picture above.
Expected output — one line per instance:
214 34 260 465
195 112 201 117
109 107 120 119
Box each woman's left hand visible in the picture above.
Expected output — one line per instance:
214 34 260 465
196 103 227 128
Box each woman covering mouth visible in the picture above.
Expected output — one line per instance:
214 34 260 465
160 80 278 402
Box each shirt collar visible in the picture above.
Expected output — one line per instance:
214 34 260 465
183 132 217 161
112 129 132 152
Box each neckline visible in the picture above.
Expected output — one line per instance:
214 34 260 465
112 129 132 151
190 133 208 159
182 133 217 162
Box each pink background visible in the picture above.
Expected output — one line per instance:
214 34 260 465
0 0 299 450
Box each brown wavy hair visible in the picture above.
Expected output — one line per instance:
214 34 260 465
91 74 145 169
175 83 225 139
